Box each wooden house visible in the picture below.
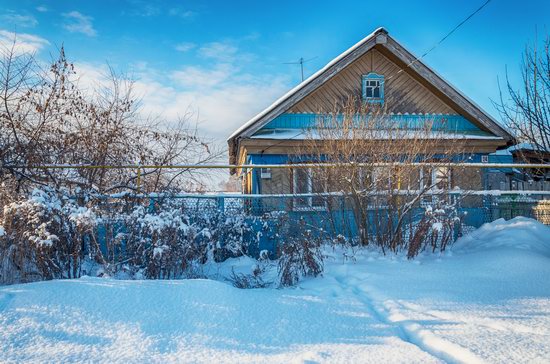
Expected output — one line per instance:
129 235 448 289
228 28 513 200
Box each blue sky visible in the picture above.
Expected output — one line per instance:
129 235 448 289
1 0 549 146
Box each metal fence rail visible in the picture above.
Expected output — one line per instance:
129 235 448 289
89 190 550 257
97 190 550 225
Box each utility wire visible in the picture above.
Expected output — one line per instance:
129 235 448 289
260 0 493 155
387 0 492 82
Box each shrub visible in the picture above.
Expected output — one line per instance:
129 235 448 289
228 251 273 289
100 198 256 279
407 202 463 259
0 188 98 284
278 218 324 287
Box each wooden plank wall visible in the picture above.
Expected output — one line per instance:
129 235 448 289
289 47 458 115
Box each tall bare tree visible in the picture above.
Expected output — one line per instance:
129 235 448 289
297 98 470 255
496 32 550 158
0 40 221 195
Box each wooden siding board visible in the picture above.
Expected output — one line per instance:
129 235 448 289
290 48 457 115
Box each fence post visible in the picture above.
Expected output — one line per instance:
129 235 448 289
217 196 225 213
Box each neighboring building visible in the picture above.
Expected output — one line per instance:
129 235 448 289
487 143 550 191
228 28 513 199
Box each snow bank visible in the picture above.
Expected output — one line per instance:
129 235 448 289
452 217 550 257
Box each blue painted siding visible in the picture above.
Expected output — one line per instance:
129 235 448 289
248 153 493 164
260 113 485 134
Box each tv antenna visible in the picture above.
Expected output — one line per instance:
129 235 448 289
284 56 318 82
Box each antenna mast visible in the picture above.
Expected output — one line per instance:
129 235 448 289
284 56 317 82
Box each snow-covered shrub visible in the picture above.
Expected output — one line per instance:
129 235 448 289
228 250 273 289
111 198 255 279
0 188 98 284
407 202 463 259
278 218 324 287
188 204 252 262
121 203 197 279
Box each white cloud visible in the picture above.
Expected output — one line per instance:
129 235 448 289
171 64 233 89
175 42 195 52
124 0 161 17
198 41 239 62
36 6 48 13
62 11 97 37
71 61 290 142
72 62 111 92
1 12 38 27
0 30 49 55
167 76 290 140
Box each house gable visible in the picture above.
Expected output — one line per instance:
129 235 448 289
289 48 457 115
228 28 513 164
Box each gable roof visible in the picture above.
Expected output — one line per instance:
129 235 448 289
228 27 513 163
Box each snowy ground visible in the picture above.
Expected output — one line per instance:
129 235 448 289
1 217 549 363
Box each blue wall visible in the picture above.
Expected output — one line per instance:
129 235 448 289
259 113 487 134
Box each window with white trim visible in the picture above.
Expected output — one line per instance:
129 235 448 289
419 167 451 190
293 168 326 209
432 167 451 190
420 166 452 205
362 73 384 103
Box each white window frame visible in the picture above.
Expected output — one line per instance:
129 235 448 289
292 167 327 211
420 166 452 206
361 73 385 103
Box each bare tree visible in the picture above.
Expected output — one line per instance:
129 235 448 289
495 32 550 157
297 98 469 255
0 41 221 195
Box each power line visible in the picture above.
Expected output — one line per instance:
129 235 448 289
420 0 492 62
260 0 493 155
387 0 492 82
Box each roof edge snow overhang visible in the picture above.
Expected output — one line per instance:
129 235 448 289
227 27 514 167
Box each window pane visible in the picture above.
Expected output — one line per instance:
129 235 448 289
366 87 373 97
312 170 325 208
294 168 311 208
432 167 449 189
312 174 324 194
294 169 309 194
373 87 380 98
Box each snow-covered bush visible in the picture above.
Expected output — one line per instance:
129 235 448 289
121 203 197 279
278 218 324 287
0 188 98 284
100 198 255 279
407 202 463 259
228 251 273 289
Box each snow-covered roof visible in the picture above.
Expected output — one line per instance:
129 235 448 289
227 27 387 142
227 28 513 164
507 142 550 153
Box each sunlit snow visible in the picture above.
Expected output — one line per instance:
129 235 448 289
1 217 549 363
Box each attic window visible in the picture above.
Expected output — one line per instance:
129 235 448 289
362 73 384 103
